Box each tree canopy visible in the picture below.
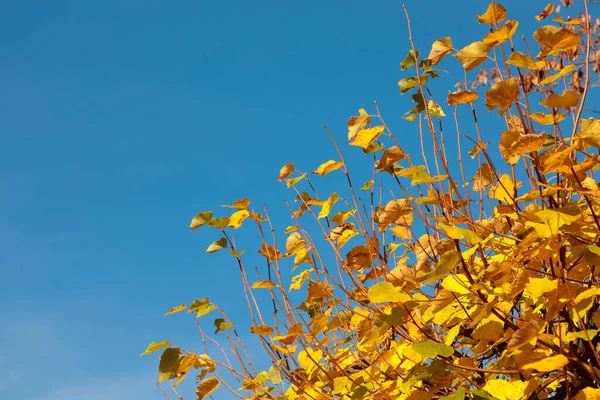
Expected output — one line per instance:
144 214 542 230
143 2 600 399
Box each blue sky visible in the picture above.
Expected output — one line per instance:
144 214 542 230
0 0 571 398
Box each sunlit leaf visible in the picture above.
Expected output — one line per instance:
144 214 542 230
489 174 516 204
529 112 566 125
398 75 428 94
427 100 446 117
289 269 313 291
455 42 490 71
400 50 420 71
377 146 405 169
534 25 581 57
539 64 576 86
506 52 545 70
441 274 471 295
140 340 172 356
252 280 277 289
477 3 507 24
269 365 283 385
428 37 452 65
228 210 250 229
360 180 374 191
312 160 344 176
507 320 541 351
378 199 413 234
163 305 187 316
553 15 582 25
258 243 282 261
410 340 454 358
208 216 230 229
286 173 306 188
541 90 581 108
250 324 274 336
278 163 294 182
189 298 217 317
368 281 410 304
536 3 554 21
485 78 519 114
191 211 212 230
439 222 483 245
196 377 221 400
483 380 528 400
318 192 339 219
348 108 371 142
206 237 228 253
427 251 461 283
350 126 385 149
213 318 234 333
482 20 519 47
447 90 479 105
222 198 250 210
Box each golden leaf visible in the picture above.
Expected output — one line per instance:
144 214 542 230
228 210 250 229
163 304 187 316
447 90 479 105
368 281 410 303
346 245 374 271
258 243 282 261
540 90 581 108
578 118 600 147
377 146 405 169
536 3 554 21
483 380 528 400
318 192 339 219
506 52 545 70
196 377 221 400
307 281 333 299
252 280 277 289
472 163 494 192
347 108 371 142
553 15 582 25
489 174 517 204
428 36 452 65
312 160 344 176
485 78 519 114
507 320 541 351
499 129 521 164
523 354 569 372
534 25 581 57
539 64 576 86
529 112 566 125
350 125 385 149
378 199 414 233
278 163 294 182
455 42 490 71
477 3 507 24
222 198 250 210
250 324 274 336
482 20 519 47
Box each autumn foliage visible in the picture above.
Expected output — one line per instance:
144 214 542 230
143 2 600 399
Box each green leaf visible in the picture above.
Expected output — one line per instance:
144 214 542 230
400 50 420 71
398 75 428 94
213 318 235 334
140 340 172 356
368 282 410 304
196 377 221 400
409 339 454 358
189 298 216 316
230 249 246 257
158 347 181 383
190 211 212 230
440 387 466 400
208 216 230 229
206 237 228 253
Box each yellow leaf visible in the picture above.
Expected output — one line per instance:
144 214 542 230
368 282 410 304
574 387 600 400
140 340 172 356
455 41 490 71
222 198 250 210
447 90 479 105
252 280 277 289
298 348 323 376
506 52 545 70
250 324 274 336
286 173 306 188
318 192 339 219
534 25 581 57
289 268 313 291
190 211 212 230
473 313 504 341
360 180 374 191
377 146 405 169
489 174 516 204
350 125 385 149
482 20 519 47
523 354 569 372
485 78 519 114
540 90 581 108
483 380 528 400
578 117 600 147
536 3 554 21
539 64 576 86
427 100 445 117
427 36 452 65
278 163 294 182
258 243 282 261
553 15 582 25
526 277 558 302
507 320 541 351
196 377 221 400
378 199 414 234
348 108 371 142
477 3 507 24
272 323 302 345
439 222 483 246
285 232 305 256
163 304 187 316
312 160 344 176
499 130 547 165
331 211 353 226
529 112 566 125
228 210 250 229
441 274 471 295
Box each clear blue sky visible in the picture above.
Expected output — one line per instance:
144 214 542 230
0 1 566 398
